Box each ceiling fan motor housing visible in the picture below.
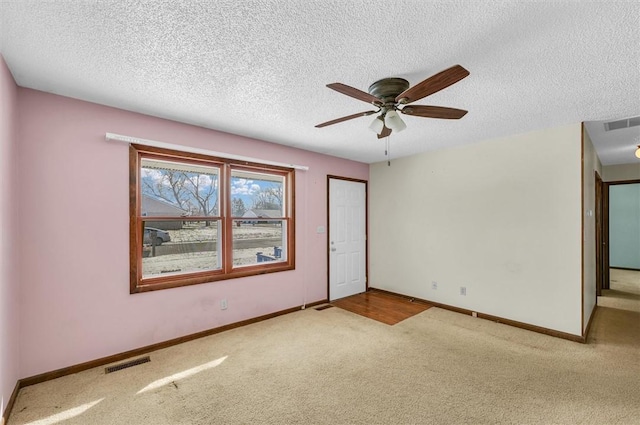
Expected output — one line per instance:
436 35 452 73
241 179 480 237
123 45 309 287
368 78 410 109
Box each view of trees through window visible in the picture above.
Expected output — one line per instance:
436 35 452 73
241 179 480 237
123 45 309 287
140 160 284 216
141 164 220 216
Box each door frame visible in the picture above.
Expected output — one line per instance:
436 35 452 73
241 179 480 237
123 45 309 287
595 171 603 296
327 175 369 300
598 178 640 292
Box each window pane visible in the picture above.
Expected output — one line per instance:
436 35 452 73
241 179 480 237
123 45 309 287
142 221 221 277
141 158 220 217
231 170 285 218
232 220 286 266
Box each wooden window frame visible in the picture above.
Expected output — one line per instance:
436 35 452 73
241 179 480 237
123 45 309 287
129 144 295 294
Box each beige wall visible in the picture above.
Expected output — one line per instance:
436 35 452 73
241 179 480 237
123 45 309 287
370 124 583 336
602 163 640 182
582 127 602 332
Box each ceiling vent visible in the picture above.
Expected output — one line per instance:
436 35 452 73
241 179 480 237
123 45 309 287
603 116 640 131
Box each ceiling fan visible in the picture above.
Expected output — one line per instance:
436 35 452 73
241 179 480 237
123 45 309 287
315 65 470 138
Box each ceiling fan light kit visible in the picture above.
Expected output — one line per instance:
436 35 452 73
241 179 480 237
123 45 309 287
369 116 385 134
384 110 407 133
316 64 470 139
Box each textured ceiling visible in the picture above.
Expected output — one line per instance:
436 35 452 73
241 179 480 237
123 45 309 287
1 1 639 165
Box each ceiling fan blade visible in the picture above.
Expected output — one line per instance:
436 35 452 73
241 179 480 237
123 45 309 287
315 110 377 128
396 65 470 104
327 83 383 106
377 125 392 139
400 105 468 119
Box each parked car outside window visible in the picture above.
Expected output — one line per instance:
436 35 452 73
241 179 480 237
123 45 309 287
143 227 171 245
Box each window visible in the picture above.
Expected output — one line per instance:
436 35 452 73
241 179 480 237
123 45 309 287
129 144 295 293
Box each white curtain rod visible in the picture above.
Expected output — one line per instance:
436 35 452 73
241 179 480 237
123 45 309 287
105 132 309 171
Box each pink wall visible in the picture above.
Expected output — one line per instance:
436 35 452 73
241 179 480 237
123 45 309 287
0 56 19 415
16 88 369 378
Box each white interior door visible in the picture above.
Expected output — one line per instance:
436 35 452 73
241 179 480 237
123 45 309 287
329 178 366 301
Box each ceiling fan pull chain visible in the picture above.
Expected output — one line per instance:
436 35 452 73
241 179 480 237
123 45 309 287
386 136 391 166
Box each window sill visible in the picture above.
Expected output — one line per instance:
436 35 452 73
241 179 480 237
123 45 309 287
131 263 296 294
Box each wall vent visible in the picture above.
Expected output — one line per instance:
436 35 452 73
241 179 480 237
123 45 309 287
604 116 640 131
105 356 150 374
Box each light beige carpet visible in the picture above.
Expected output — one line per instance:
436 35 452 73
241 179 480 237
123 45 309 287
9 270 640 425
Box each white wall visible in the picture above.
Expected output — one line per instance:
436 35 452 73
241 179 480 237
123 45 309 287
582 127 602 332
370 124 583 336
602 163 640 182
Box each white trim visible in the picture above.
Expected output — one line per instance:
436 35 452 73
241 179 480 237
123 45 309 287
105 132 309 171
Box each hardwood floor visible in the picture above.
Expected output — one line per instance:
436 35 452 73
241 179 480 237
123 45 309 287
331 289 432 325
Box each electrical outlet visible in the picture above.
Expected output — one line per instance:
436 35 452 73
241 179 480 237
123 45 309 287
472 311 478 318
460 286 466 296
220 299 228 310
431 281 438 290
